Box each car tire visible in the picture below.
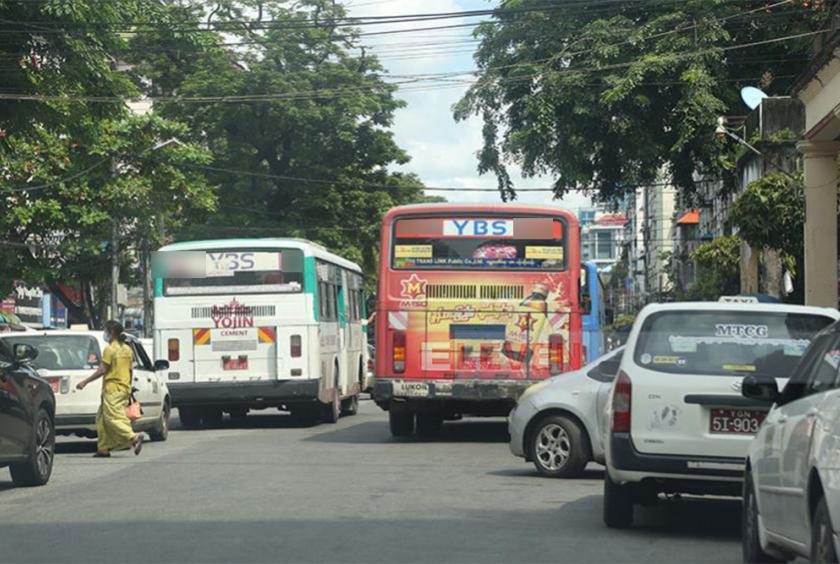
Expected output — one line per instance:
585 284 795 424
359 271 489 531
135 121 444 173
603 472 634 529
323 392 341 424
389 409 414 437
743 470 785 563
178 407 202 429
10 408 55 487
416 412 443 438
341 395 359 416
528 414 590 478
812 496 838 564
148 401 170 442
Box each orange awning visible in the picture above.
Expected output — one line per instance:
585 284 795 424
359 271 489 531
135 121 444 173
676 209 700 225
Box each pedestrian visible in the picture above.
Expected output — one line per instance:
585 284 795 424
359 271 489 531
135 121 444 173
76 320 143 458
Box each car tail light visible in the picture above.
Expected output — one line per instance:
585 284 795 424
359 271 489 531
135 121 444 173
290 335 302 358
549 335 564 374
612 370 632 433
167 338 180 362
367 357 374 372
392 331 406 373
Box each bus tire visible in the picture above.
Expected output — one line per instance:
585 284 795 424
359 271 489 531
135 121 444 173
291 405 319 426
416 412 443 437
202 408 224 428
178 407 202 429
389 410 414 437
341 395 358 416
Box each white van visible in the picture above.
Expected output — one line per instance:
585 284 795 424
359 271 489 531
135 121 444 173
0 330 172 441
602 302 839 528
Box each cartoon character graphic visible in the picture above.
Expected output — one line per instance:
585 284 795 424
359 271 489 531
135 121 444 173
502 283 549 364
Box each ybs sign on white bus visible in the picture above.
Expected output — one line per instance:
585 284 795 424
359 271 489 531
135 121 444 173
205 252 281 277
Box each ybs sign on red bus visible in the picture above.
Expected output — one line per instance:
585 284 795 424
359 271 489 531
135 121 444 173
373 204 583 437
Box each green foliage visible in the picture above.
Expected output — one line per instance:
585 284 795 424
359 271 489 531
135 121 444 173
729 172 803 269
125 0 427 291
456 1 826 200
690 235 742 300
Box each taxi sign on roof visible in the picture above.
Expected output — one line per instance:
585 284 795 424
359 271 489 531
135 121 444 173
718 296 759 303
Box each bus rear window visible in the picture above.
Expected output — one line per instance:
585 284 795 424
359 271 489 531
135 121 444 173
634 310 835 377
158 249 305 296
392 217 566 270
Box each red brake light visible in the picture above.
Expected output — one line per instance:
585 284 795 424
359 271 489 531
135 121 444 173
392 332 406 373
612 370 632 433
290 335 302 358
167 338 180 362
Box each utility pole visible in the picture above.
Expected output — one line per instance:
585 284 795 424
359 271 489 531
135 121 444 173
109 158 120 324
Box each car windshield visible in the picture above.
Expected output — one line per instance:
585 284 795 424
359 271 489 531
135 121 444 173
634 310 835 377
0 334 101 371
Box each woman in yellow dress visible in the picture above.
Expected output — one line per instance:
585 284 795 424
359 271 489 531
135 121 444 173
77 321 143 457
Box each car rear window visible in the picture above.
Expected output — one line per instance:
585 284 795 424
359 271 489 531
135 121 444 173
633 310 834 377
0 335 101 370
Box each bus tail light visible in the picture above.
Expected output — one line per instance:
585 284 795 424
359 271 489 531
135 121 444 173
392 332 406 373
290 335 302 358
168 339 180 362
549 335 564 374
612 370 632 433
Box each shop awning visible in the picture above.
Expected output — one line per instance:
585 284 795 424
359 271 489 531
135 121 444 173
676 209 700 225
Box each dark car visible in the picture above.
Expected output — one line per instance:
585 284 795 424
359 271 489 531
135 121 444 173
0 339 56 487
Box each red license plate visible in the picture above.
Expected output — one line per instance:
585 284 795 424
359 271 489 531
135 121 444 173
46 378 60 393
222 357 248 370
709 408 767 434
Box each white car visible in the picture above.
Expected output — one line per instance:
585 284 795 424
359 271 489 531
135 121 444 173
742 320 840 563
602 302 839 529
0 330 172 441
508 347 623 478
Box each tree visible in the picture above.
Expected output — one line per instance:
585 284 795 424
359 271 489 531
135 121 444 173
125 0 429 288
455 0 828 200
690 235 741 300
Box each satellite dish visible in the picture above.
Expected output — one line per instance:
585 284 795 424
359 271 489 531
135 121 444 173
741 86 768 110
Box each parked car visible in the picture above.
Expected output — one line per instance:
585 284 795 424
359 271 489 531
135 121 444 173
602 302 839 529
0 330 171 442
508 347 624 478
742 320 840 563
0 340 56 487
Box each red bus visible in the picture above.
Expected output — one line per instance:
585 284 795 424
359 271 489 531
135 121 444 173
373 204 583 437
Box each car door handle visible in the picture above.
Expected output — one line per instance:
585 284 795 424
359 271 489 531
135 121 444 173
806 407 819 418
777 415 788 423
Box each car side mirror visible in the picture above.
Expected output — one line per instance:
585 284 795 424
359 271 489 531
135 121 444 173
13 343 38 364
741 376 780 404
154 359 170 371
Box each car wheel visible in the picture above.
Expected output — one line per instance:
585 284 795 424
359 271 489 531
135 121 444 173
528 415 590 478
148 402 170 442
323 392 341 424
341 395 359 416
603 471 634 528
178 407 202 430
812 496 838 564
389 409 414 437
743 470 785 563
416 412 443 438
10 408 55 487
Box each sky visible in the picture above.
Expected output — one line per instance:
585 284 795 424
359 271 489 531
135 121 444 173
345 0 592 211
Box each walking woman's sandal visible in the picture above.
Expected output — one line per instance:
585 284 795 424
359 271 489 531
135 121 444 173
132 435 143 456
93 451 111 458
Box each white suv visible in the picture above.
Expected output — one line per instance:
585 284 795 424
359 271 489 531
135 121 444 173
742 320 840 563
602 302 839 529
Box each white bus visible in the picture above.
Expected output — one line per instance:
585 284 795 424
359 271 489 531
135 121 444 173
153 239 367 427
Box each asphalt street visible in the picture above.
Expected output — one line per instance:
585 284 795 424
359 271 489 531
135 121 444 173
1 398 742 563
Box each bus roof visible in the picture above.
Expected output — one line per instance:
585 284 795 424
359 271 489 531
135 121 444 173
157 238 362 273
382 203 580 225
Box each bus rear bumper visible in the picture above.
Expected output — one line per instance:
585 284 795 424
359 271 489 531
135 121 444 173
168 380 320 408
373 377 538 405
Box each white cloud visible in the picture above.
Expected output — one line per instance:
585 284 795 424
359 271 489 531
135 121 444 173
346 0 591 210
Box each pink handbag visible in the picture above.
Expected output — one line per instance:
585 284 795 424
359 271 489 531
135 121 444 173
125 396 143 422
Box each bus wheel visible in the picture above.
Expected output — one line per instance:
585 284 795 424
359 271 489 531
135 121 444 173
389 410 414 437
202 408 224 428
291 405 319 426
416 412 443 438
341 395 358 416
323 392 340 424
178 407 202 430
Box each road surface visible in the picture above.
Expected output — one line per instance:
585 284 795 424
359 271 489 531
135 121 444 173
1 399 742 563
